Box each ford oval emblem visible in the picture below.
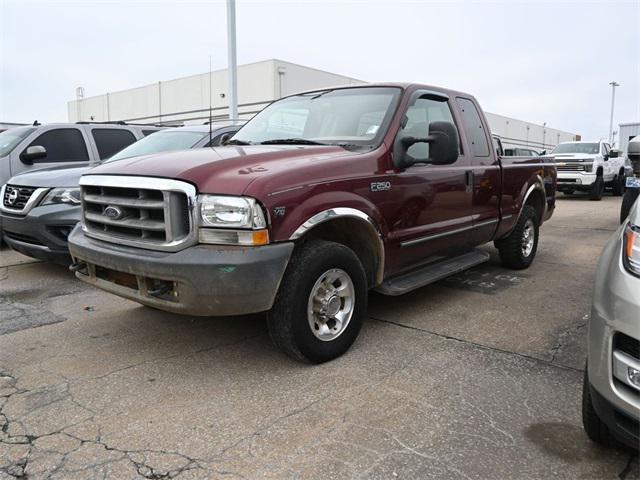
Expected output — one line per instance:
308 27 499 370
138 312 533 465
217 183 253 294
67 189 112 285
104 205 123 220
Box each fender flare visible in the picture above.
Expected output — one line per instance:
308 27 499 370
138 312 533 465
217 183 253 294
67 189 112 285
519 176 547 224
289 207 385 285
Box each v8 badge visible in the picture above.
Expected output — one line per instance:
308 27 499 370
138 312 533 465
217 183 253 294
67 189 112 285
273 206 286 217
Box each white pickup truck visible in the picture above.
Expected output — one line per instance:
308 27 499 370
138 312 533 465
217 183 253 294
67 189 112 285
553 140 626 200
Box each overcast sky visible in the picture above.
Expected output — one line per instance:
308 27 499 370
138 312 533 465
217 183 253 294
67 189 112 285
1 0 638 141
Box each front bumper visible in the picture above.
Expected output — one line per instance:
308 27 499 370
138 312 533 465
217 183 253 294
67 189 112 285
588 223 640 440
1 204 80 264
557 172 596 188
68 226 294 316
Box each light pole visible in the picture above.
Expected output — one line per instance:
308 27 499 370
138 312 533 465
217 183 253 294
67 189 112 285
542 122 547 150
608 81 620 145
226 0 238 121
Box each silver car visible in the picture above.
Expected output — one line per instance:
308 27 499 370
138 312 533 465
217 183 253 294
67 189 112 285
583 198 640 449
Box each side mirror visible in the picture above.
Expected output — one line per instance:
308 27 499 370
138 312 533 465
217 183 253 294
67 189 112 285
396 121 459 168
219 133 231 146
20 145 47 164
609 149 620 158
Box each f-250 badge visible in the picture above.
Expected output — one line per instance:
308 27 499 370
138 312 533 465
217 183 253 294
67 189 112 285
370 181 391 192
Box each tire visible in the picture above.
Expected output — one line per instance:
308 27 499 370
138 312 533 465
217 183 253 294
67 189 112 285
267 239 367 363
620 189 639 223
582 368 618 448
612 174 625 196
495 205 539 270
589 176 604 201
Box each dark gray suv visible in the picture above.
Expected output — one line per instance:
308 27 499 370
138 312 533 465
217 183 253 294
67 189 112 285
1 123 241 263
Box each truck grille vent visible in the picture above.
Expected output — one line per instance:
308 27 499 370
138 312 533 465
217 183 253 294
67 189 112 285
81 184 191 248
3 185 37 210
556 163 588 172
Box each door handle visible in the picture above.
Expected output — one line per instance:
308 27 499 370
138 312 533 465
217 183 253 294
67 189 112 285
465 170 473 186
465 170 473 193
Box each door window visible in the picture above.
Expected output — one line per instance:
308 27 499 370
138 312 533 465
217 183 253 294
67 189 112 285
26 128 89 162
399 97 458 162
456 98 490 157
92 129 137 159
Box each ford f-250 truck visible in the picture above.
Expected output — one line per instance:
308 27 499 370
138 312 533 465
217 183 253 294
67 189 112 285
68 84 556 363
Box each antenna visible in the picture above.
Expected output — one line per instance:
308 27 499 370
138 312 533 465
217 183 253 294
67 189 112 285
209 55 213 146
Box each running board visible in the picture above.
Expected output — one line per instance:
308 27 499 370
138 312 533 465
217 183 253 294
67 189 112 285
375 249 490 296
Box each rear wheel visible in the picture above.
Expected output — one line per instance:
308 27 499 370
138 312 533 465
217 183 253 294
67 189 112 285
495 205 539 270
589 176 604 201
267 240 367 363
612 174 625 196
620 189 639 223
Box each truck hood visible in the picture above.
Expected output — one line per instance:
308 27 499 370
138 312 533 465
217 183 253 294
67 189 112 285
8 165 91 188
85 145 354 194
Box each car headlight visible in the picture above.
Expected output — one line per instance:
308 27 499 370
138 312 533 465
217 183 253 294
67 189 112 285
40 187 81 206
198 195 269 246
623 223 640 277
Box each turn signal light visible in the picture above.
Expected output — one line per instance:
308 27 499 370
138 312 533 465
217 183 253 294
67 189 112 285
198 228 269 246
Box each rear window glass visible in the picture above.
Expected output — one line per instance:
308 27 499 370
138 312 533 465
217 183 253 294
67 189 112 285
456 97 490 157
92 129 137 159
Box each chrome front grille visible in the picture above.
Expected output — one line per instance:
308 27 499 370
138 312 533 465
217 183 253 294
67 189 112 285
79 176 197 252
3 185 37 209
556 163 590 172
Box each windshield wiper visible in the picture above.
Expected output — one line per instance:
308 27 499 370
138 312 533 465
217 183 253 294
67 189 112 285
260 138 326 146
224 139 253 146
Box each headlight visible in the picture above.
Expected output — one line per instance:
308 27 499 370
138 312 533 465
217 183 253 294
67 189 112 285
623 223 640 277
198 195 268 246
40 187 81 206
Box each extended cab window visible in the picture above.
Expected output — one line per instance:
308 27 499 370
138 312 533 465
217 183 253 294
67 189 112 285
456 98 490 157
398 97 458 162
26 128 89 162
92 129 137 159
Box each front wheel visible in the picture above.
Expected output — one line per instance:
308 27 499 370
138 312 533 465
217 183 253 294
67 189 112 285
582 368 618 448
267 240 367 363
495 205 539 270
620 189 639 223
589 176 604 201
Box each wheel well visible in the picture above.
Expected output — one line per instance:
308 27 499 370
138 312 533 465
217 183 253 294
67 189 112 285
524 188 545 224
596 166 603 176
295 218 381 288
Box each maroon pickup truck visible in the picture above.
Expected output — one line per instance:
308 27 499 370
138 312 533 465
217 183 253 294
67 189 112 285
68 84 556 363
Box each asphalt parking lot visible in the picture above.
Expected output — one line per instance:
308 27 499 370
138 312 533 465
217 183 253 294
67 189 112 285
0 194 638 480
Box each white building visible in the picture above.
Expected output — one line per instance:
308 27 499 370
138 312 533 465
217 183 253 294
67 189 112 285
68 59 363 125
68 59 579 151
619 122 640 158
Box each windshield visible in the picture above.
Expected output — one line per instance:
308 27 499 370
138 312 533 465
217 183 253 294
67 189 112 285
106 130 210 162
551 142 599 155
0 127 36 157
231 87 402 149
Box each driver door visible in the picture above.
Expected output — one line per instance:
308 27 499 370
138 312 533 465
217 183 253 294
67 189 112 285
384 91 473 274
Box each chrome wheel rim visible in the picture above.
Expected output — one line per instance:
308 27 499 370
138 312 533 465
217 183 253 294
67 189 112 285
521 219 535 257
307 269 355 342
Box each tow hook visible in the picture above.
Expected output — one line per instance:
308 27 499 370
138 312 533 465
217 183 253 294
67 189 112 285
147 281 173 297
69 261 87 274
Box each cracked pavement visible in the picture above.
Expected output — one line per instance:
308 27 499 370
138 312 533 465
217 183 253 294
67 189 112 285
1 195 638 479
